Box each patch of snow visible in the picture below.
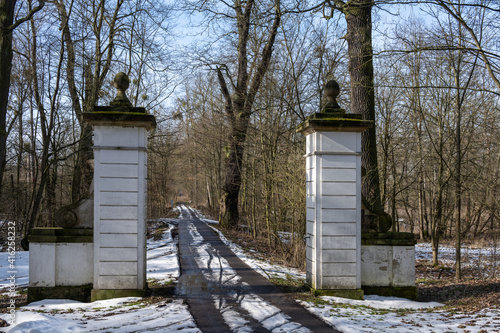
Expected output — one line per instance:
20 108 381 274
2 298 199 333
0 251 29 292
195 243 241 286
235 285 309 332
146 220 180 282
2 209 499 333
22 297 142 311
188 222 204 245
322 295 443 310
216 297 252 333
301 299 500 333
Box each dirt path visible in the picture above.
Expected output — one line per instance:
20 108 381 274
176 206 340 333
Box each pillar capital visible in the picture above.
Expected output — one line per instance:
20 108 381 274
82 72 156 130
298 79 372 135
297 112 372 135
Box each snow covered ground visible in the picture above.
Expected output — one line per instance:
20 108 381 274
3 298 198 333
1 211 499 332
210 222 500 333
415 242 500 277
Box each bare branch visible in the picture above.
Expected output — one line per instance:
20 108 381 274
6 0 45 32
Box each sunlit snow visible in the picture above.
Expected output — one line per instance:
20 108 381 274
1 210 499 332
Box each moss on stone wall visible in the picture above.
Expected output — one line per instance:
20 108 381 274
29 227 93 243
28 285 93 303
362 286 418 300
361 231 416 246
311 288 365 300
91 289 146 302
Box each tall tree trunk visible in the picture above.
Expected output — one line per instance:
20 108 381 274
0 0 15 198
0 0 44 203
217 0 280 229
340 0 386 232
219 113 251 228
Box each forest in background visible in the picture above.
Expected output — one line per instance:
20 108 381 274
0 0 498 272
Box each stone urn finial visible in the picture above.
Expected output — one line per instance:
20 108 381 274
113 72 131 105
323 79 342 112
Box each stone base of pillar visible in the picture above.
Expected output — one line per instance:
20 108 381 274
28 228 94 303
91 288 146 302
28 285 92 303
362 286 418 300
361 232 417 300
310 288 364 300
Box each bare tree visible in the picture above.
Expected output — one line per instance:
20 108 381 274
0 0 44 202
196 0 282 228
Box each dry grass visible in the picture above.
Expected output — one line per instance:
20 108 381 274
416 260 500 312
215 226 307 270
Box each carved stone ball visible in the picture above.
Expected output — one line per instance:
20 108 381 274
114 72 130 92
112 72 131 105
323 79 341 111
324 80 340 100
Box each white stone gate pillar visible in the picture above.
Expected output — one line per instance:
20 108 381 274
83 73 156 301
297 80 371 299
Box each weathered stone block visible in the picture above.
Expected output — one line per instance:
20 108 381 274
100 150 140 164
321 236 357 250
100 247 138 261
321 195 356 209
100 220 138 234
55 243 93 286
321 168 356 182
99 233 138 247
29 243 56 287
313 288 364 300
318 132 359 152
321 154 357 168
100 178 138 192
393 246 416 287
100 164 140 178
29 241 93 289
322 222 357 236
97 275 137 290
322 249 357 262
361 245 393 286
94 126 145 147
28 285 92 303
361 244 416 289
322 182 357 196
322 263 357 276
100 262 137 276
321 208 357 222
100 205 138 220
322 276 358 289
